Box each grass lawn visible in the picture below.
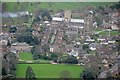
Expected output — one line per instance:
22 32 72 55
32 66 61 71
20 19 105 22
19 52 50 63
5 2 116 12
98 30 118 36
16 64 84 78
19 52 33 61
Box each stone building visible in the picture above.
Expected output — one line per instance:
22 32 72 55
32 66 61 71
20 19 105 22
84 11 94 36
11 42 33 53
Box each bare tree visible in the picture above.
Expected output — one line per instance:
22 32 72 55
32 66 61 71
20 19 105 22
59 70 71 79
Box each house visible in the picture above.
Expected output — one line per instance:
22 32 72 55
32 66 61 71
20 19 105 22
102 59 108 64
54 12 64 18
44 21 49 24
54 31 64 44
66 28 78 35
33 23 40 31
19 11 30 16
102 23 111 29
97 45 112 55
89 43 98 51
0 32 10 45
98 38 106 41
111 24 119 30
0 40 8 45
68 49 78 57
100 40 109 45
0 45 10 55
11 42 33 53
65 43 83 57
32 30 39 36
84 38 95 44
49 45 63 53
108 40 116 44
41 29 51 45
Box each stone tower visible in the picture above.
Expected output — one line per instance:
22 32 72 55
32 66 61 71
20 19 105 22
84 11 94 36
64 10 71 22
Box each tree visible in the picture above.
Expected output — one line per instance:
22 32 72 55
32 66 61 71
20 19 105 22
23 15 29 23
17 34 40 45
65 55 78 64
59 70 71 79
41 44 50 52
80 70 95 80
31 45 40 60
7 40 11 46
33 16 41 23
59 55 78 64
51 52 58 59
30 3 33 6
110 1 120 9
50 53 58 62
83 44 90 53
40 25 46 33
41 10 52 22
9 26 17 33
25 66 36 80
26 28 34 33
83 44 89 50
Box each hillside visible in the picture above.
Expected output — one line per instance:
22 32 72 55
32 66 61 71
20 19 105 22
3 2 116 12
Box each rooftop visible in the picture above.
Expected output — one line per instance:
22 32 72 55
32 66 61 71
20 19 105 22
52 17 84 23
71 18 84 23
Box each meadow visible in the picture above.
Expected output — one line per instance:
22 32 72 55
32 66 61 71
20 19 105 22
16 64 84 78
17 52 84 78
19 52 50 63
98 30 118 36
19 52 33 60
5 2 116 12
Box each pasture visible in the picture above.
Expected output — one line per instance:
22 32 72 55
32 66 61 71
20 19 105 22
16 64 84 78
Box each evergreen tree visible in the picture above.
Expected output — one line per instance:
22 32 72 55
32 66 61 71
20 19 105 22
25 66 36 80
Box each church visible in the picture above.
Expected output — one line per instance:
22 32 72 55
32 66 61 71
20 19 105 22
51 10 94 36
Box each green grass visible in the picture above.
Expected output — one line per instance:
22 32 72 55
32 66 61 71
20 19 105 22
16 64 84 78
19 52 50 63
98 30 118 36
110 31 119 36
19 52 33 61
5 2 116 12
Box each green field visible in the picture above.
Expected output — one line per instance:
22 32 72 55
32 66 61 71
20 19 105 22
19 52 33 61
19 52 50 63
98 30 118 36
16 64 83 78
4 2 116 12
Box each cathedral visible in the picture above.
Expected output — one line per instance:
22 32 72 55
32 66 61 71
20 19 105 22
51 10 94 36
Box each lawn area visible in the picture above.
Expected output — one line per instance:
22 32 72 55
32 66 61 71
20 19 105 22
5 2 116 12
98 30 118 36
16 64 84 78
19 52 33 61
